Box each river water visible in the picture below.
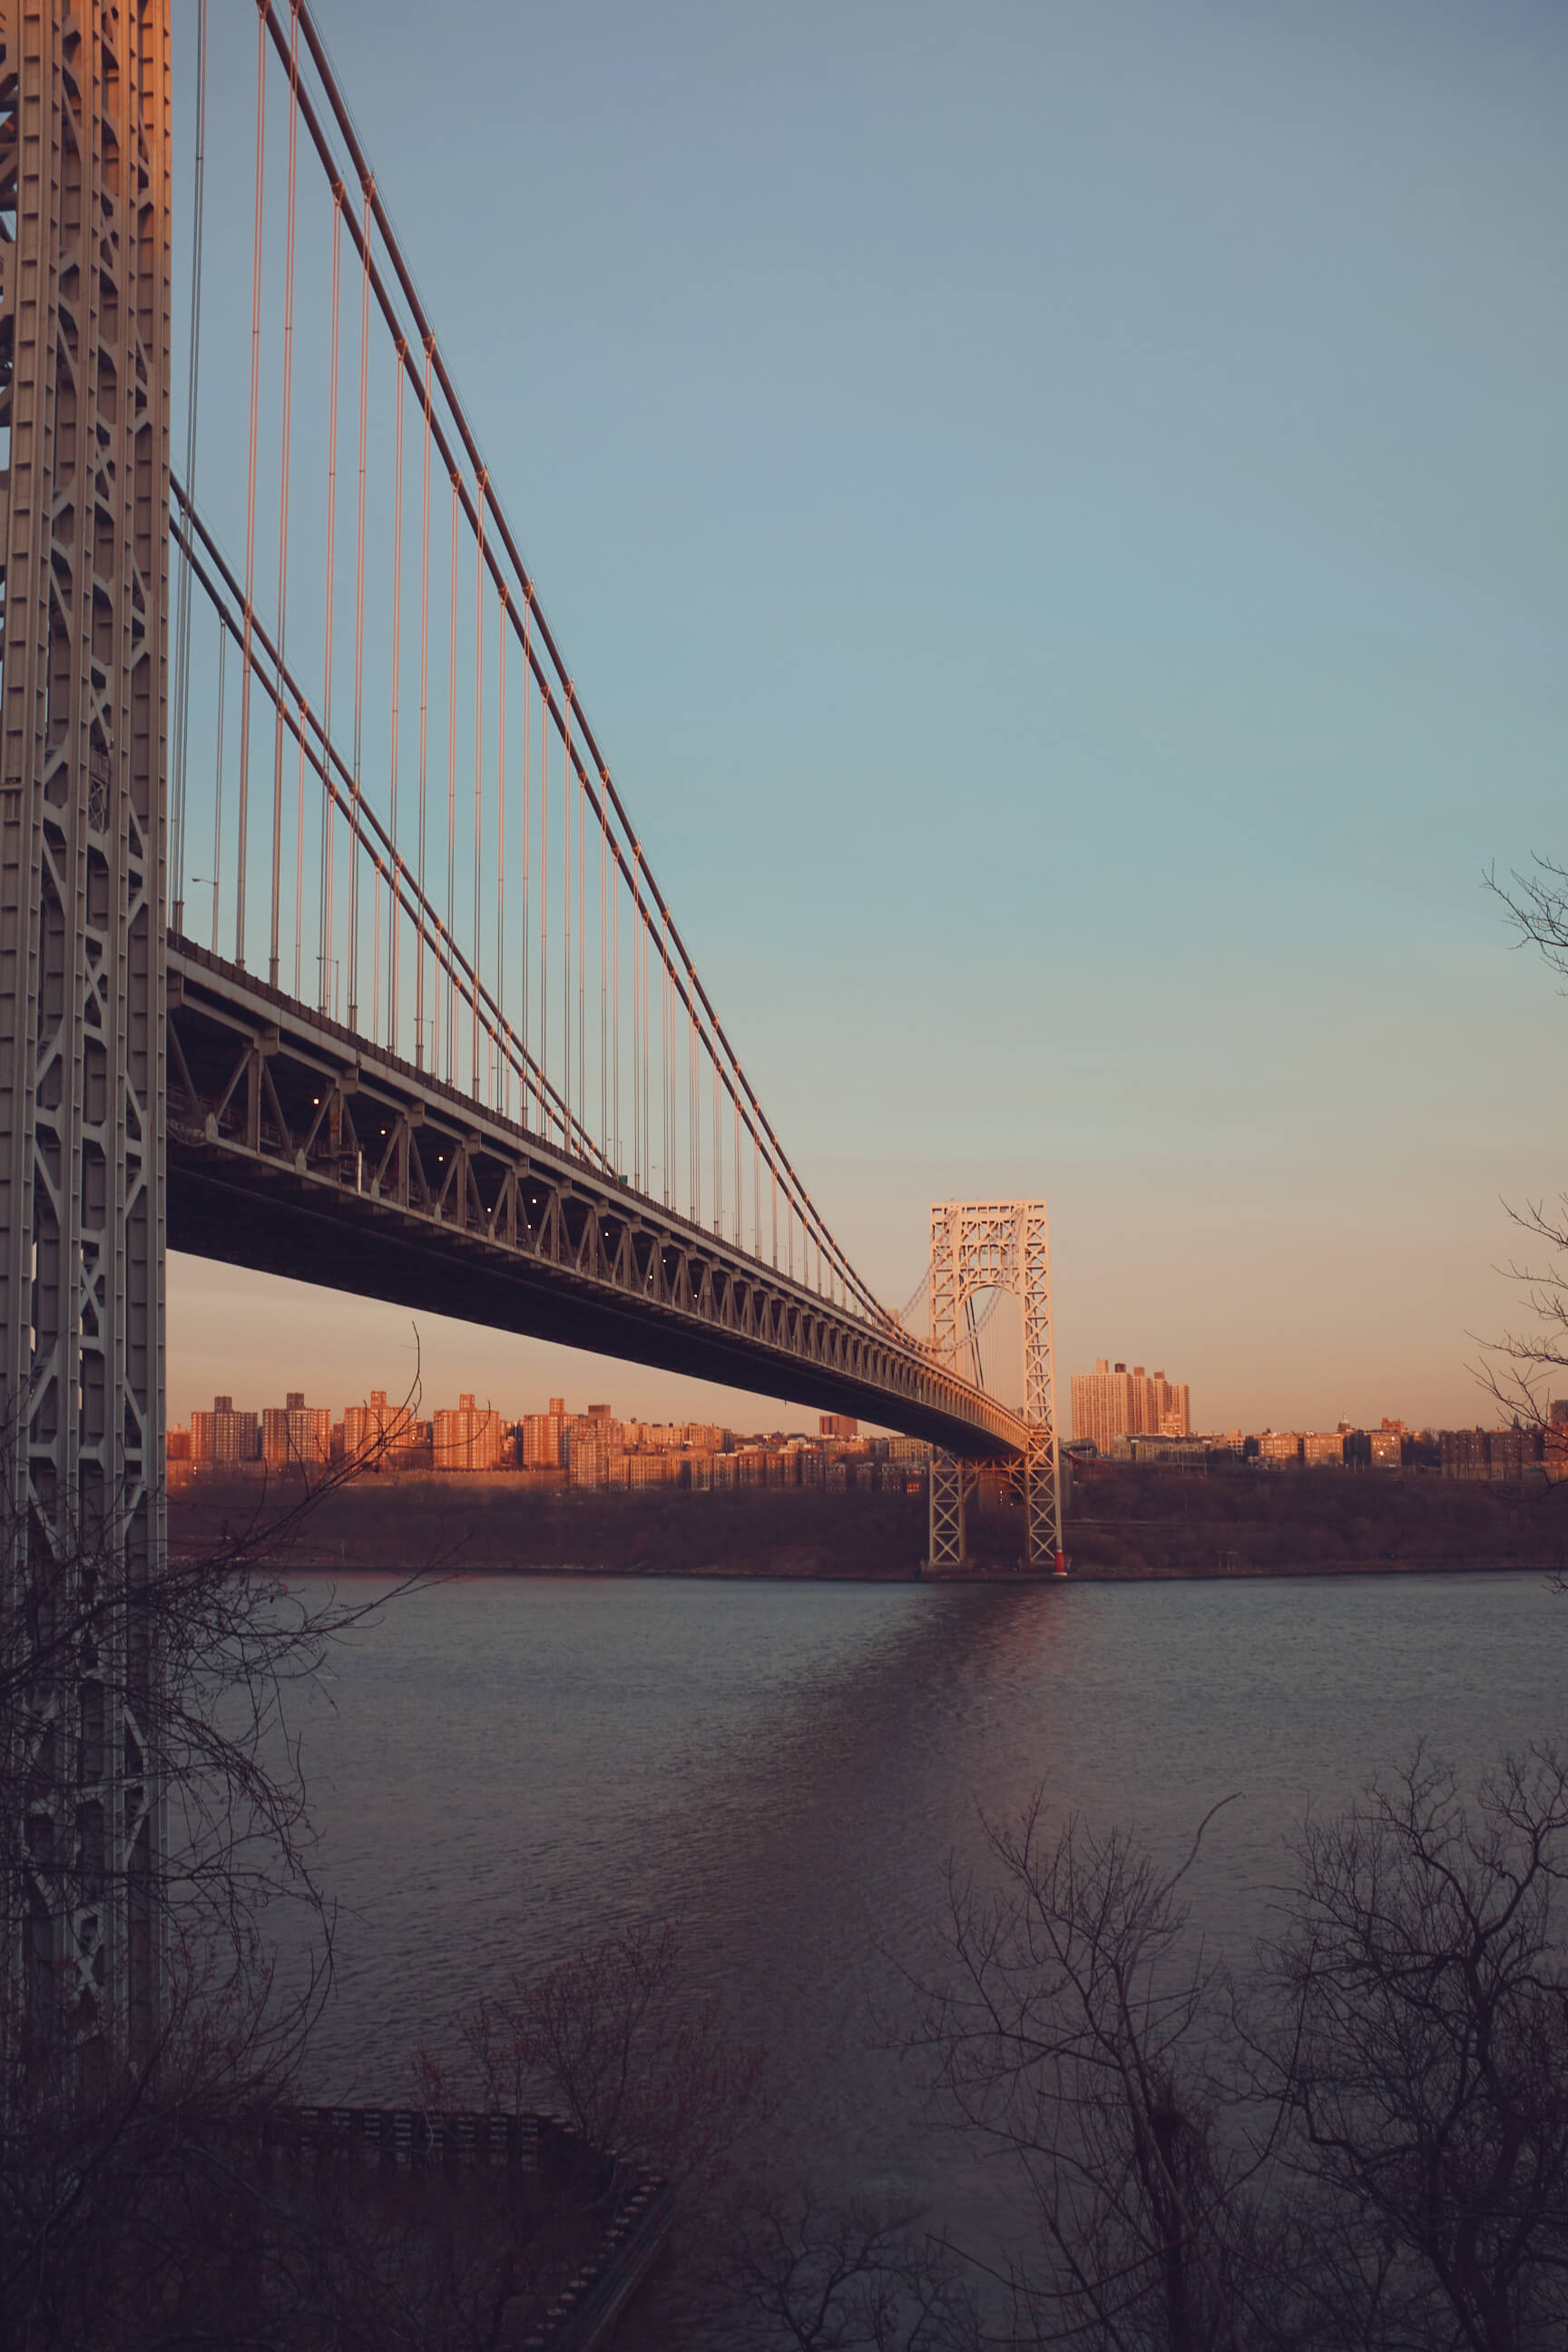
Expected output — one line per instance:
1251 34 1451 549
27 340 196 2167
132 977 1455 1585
282 1569 1562 2234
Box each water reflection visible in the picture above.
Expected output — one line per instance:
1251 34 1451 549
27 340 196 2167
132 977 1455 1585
284 1570 1563 2220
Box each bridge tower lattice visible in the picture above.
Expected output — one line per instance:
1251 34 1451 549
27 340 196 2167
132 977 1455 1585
926 1200 1064 1574
0 0 170 2026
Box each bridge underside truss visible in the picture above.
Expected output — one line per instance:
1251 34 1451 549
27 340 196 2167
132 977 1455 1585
166 944 1026 1459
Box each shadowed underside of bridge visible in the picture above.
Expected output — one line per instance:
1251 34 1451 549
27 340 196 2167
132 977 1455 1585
166 939 1025 1460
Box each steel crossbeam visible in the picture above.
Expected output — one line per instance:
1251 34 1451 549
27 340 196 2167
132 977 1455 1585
166 942 1026 1460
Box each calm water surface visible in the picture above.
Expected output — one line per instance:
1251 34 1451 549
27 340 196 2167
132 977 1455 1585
284 1570 1562 2210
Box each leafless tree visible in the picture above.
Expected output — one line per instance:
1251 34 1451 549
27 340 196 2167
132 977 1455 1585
0 1375 443 2349
900 1758 1568 2352
722 2188 981 2352
905 1798 1288 2352
437 1925 983 2352
1477 860 1568 1438
0 1371 435 2025
1259 1746 1568 2352
441 1922 767 2190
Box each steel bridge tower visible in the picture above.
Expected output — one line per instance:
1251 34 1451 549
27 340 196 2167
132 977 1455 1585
0 0 170 2024
926 1200 1064 1574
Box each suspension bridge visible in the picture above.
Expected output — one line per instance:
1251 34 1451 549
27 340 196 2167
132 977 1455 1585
0 0 1063 2017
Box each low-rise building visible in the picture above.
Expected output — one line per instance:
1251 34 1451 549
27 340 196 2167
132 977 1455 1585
624 1453 672 1489
1303 1432 1345 1468
1439 1427 1545 1481
1112 1434 1211 1467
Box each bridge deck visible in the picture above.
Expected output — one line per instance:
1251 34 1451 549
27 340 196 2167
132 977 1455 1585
165 939 1024 1459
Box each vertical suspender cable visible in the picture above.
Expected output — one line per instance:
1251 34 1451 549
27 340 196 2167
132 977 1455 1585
388 346 405 1053
472 476 486 1099
170 0 206 933
612 838 622 1177
628 876 636 1188
660 912 671 1206
318 189 342 1013
631 858 641 1189
562 697 572 1134
293 703 306 993
348 178 373 1030
522 598 533 1125
539 666 549 1136
269 0 299 989
577 720 586 1142
496 583 507 1119
237 8 267 967
211 621 226 953
446 470 459 1083
416 338 433 1067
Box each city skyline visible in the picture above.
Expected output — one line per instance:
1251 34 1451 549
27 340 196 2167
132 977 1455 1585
168 1246 1517 1441
165 1319 1501 1459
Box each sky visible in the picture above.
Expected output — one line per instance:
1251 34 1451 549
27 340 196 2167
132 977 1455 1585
169 0 1568 1437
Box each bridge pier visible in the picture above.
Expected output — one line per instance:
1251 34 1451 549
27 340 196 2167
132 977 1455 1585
926 1451 973 1572
1023 1426 1068 1574
926 1201 1067 1577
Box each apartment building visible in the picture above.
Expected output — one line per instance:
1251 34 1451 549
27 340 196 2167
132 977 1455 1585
340 1387 416 1467
1071 1359 1191 1451
262 1391 334 1469
520 1397 568 1468
190 1396 261 1465
434 1393 506 1472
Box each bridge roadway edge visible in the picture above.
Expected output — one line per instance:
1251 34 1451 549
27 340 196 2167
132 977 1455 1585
165 939 1023 1461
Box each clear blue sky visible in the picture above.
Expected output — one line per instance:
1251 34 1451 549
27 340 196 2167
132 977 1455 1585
170 0 1568 1435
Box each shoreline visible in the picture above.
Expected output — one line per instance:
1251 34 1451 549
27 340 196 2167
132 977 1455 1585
171 1468 1568 1584
264 1554 1555 1584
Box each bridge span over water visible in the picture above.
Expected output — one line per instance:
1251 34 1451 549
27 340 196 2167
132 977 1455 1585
166 936 1032 1464
0 0 1063 2015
